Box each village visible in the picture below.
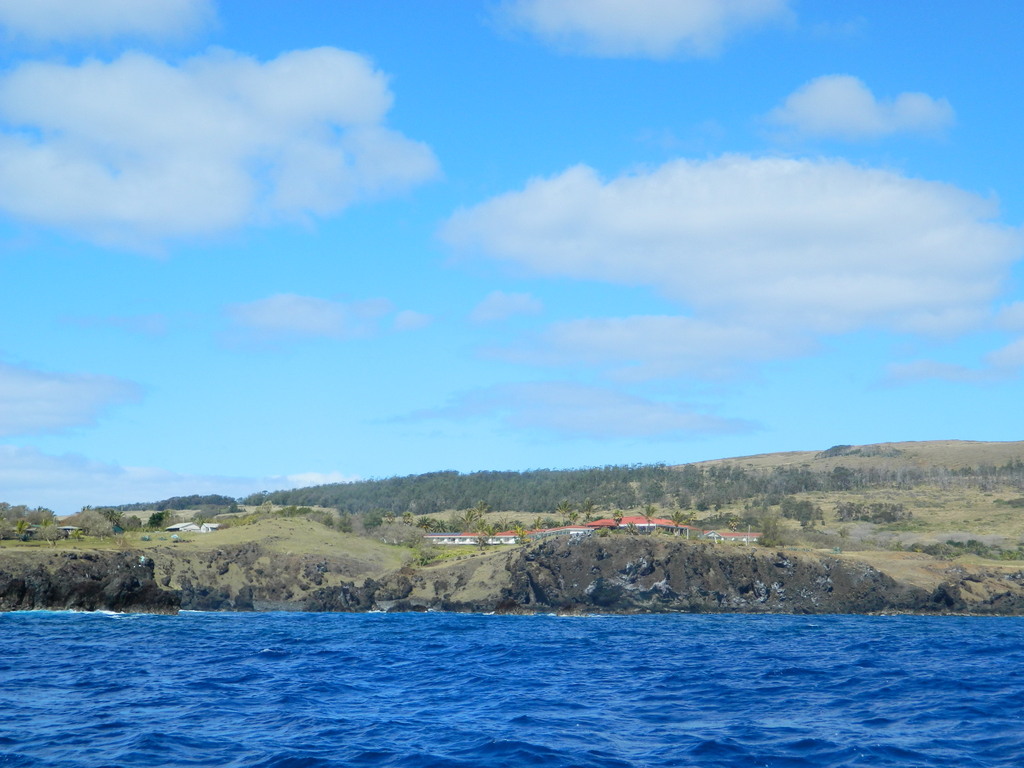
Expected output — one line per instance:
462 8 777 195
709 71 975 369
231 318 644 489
423 515 763 547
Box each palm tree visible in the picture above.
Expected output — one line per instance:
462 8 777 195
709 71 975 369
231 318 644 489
579 498 597 522
417 516 443 532
513 524 528 544
475 523 496 550
100 508 124 528
643 504 658 533
555 500 573 524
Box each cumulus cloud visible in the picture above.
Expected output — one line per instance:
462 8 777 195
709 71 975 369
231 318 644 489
501 315 810 380
767 75 954 140
443 155 1021 379
0 0 213 42
0 444 352 515
885 334 1024 385
986 337 1024 371
470 290 543 323
227 294 394 341
0 362 141 437
393 310 433 332
409 381 754 439
0 47 439 249
500 0 790 58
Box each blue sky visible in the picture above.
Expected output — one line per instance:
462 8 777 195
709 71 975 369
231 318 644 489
2 0 1023 514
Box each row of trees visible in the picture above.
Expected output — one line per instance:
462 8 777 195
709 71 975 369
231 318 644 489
235 459 1024 520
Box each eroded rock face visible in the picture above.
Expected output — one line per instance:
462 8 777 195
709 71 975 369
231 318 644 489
0 551 179 614
490 537 929 614
243 537 1024 615
6 537 1023 615
152 542 398 611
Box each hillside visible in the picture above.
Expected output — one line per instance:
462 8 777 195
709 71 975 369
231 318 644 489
695 440 1024 472
6 439 1024 614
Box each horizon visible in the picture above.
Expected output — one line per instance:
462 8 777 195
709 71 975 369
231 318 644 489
3 1 1023 514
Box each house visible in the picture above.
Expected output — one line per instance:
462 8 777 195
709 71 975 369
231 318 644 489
165 522 220 534
701 530 762 544
585 516 698 535
423 520 762 546
527 525 593 541
426 525 599 546
425 531 520 546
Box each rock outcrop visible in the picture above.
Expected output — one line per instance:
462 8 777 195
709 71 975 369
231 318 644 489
305 537 1024 615
0 551 179 613
5 536 1024 615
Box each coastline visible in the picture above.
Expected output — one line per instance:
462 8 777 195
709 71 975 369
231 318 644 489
4 537 1024 617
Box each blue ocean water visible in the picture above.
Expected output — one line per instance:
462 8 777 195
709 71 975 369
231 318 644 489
1 612 1022 768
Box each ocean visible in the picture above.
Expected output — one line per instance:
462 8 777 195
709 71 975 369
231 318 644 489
1 611 1021 767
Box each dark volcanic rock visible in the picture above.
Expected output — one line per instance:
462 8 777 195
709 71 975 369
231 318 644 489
0 551 179 614
11 535 1020 616
491 537 931 614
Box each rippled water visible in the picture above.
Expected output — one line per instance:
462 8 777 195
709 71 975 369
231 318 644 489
1 612 1022 767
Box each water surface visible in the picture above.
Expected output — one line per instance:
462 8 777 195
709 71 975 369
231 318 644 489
1 612 1021 767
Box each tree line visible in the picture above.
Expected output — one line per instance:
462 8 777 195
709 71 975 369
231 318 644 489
233 458 1024 518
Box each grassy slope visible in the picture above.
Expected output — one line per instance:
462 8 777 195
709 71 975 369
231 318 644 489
693 439 1024 471
685 440 1024 584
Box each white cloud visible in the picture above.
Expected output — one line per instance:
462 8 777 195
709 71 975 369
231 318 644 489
443 157 1018 335
0 362 141 437
996 302 1024 331
0 47 439 249
0 0 213 42
506 315 809 380
500 0 790 58
284 471 359 487
393 310 433 332
470 290 543 323
884 335 1024 385
986 337 1024 371
227 294 393 340
0 444 341 515
443 156 1021 378
767 75 954 140
883 359 987 385
409 381 754 439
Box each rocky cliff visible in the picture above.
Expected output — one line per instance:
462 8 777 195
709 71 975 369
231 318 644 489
306 537 1024 615
5 536 1024 615
0 551 179 613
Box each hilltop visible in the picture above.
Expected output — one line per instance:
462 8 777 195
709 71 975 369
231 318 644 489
694 440 1024 472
